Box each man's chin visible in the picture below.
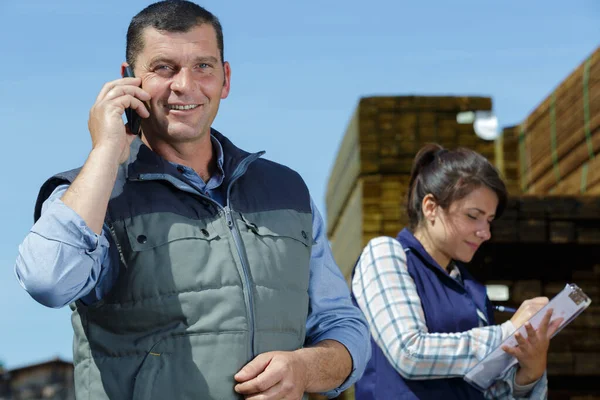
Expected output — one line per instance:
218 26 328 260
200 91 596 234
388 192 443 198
163 122 203 139
142 120 207 142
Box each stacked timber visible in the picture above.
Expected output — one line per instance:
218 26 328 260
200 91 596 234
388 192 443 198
470 196 600 399
486 196 600 245
495 125 521 196
326 96 496 278
520 47 600 195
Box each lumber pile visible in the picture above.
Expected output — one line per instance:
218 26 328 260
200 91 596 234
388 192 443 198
470 196 600 398
326 96 496 277
519 47 600 195
495 125 521 196
488 196 600 245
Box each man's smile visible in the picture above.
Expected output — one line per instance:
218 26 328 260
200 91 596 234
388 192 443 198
167 104 200 111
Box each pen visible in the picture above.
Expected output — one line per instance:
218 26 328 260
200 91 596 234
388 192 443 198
494 305 518 313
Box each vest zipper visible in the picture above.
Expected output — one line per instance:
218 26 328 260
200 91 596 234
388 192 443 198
224 205 256 360
224 151 265 359
132 151 265 361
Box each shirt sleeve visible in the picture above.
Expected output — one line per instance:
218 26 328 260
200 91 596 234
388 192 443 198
15 184 117 308
304 197 371 398
486 367 548 399
351 236 509 380
496 321 543 398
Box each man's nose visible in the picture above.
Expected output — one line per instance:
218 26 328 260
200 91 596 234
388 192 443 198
171 68 192 92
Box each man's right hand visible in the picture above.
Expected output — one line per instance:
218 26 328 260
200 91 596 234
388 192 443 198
88 77 151 164
510 296 549 329
61 77 151 234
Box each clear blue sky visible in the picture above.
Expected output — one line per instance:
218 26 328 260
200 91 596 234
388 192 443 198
0 0 598 369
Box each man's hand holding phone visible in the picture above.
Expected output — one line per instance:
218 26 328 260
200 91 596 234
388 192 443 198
87 66 150 165
62 67 151 234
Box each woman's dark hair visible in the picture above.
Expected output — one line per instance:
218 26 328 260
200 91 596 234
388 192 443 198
406 143 508 229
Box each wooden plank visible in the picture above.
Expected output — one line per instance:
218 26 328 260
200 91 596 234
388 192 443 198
549 221 576 243
548 148 600 195
521 47 599 136
496 125 521 196
525 70 600 166
326 109 360 236
528 121 600 194
524 90 600 192
329 180 363 278
519 47 600 190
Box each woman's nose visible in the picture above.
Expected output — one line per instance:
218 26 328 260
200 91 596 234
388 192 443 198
476 227 491 241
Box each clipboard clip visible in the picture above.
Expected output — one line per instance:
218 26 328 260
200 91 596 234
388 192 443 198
568 284 590 306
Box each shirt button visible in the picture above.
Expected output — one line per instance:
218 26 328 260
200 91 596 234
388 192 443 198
301 230 308 240
177 166 185 173
200 228 210 237
137 235 148 244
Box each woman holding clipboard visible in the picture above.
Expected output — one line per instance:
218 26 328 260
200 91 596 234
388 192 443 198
351 144 563 399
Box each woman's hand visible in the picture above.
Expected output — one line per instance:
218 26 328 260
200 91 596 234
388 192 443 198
510 297 548 329
502 309 563 385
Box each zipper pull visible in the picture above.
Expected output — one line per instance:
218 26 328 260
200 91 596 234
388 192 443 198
224 207 234 230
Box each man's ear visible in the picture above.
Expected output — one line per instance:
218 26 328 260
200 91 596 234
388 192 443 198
421 194 438 224
221 61 231 99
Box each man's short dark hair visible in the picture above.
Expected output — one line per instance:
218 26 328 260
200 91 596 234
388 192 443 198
126 0 224 69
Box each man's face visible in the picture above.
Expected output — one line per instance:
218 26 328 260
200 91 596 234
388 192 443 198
134 24 230 143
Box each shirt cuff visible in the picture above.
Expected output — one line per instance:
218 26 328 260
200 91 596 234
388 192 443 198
513 373 540 397
500 320 515 341
32 198 107 253
312 332 370 398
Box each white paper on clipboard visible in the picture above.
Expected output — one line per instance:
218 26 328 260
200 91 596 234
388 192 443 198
464 283 592 392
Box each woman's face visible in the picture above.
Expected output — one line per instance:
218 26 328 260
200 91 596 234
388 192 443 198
427 185 499 263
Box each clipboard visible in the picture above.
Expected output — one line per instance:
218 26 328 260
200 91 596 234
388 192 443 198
464 283 592 392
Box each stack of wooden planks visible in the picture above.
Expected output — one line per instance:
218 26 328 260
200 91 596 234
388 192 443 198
487 196 600 245
519 47 600 195
326 96 496 278
470 196 600 398
495 125 521 196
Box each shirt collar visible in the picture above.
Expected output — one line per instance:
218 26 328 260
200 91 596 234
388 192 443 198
210 133 226 182
167 134 226 189
169 135 225 180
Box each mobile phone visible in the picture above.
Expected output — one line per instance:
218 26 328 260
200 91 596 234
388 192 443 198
123 66 142 135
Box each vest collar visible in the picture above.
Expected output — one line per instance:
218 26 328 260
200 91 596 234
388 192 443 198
125 128 264 189
397 228 489 320
396 228 451 276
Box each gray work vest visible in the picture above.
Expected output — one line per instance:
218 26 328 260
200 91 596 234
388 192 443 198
35 131 313 399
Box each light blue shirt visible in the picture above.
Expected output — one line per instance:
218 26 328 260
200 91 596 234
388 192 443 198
15 137 370 397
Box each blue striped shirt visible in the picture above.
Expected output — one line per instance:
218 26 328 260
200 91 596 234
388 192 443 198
352 236 547 399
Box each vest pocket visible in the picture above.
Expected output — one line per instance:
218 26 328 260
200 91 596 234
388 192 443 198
242 216 312 248
109 213 225 314
240 212 312 293
125 213 219 252
131 334 248 400
132 349 166 400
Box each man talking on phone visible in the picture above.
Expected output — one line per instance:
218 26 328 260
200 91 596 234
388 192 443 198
15 1 370 399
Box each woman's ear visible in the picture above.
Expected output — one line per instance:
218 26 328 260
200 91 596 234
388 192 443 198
421 194 438 225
